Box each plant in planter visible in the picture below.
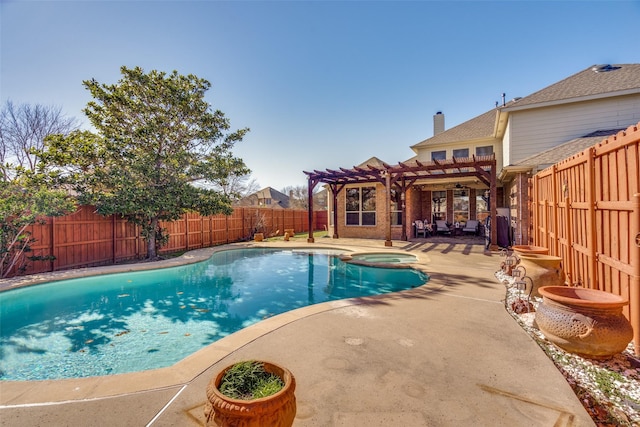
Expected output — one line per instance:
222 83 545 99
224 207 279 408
219 360 284 399
204 360 296 427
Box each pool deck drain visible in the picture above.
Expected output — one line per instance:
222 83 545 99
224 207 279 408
0 238 595 426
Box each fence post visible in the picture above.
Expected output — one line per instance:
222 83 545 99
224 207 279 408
551 165 559 256
531 175 538 245
210 216 213 247
564 196 573 285
50 216 55 272
112 215 116 264
586 147 598 290
631 193 640 356
184 213 189 251
542 200 548 251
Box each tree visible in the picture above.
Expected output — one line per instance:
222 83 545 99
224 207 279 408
0 172 75 278
38 66 250 259
0 101 78 277
280 185 308 210
199 170 260 201
0 100 78 180
281 185 328 210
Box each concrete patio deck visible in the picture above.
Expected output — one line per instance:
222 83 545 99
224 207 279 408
0 237 595 426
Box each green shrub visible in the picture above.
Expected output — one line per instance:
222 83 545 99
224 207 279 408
218 361 284 400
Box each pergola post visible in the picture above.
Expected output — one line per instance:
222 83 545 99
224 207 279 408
307 177 315 243
400 177 407 241
489 158 499 251
384 170 392 247
330 183 341 239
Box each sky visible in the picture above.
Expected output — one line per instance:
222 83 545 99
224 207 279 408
2 1 640 191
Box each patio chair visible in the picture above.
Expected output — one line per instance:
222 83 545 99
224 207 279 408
424 220 434 236
435 220 451 235
462 220 480 235
414 220 427 238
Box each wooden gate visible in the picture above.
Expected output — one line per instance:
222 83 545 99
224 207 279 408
531 123 640 356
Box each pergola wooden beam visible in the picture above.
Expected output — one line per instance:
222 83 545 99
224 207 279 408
304 155 498 245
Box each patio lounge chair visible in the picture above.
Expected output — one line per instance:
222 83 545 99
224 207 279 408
414 220 427 238
462 220 480 235
435 220 451 235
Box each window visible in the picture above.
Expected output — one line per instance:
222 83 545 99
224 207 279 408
453 189 469 224
476 146 493 156
452 148 469 158
476 191 489 222
390 189 402 226
432 190 446 222
431 150 446 161
346 186 376 226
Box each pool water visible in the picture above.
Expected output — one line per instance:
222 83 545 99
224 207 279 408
0 248 428 381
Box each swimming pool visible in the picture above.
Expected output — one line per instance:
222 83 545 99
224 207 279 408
0 248 428 381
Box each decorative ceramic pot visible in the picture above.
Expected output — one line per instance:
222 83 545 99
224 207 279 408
535 286 633 359
254 233 264 242
204 361 296 427
517 254 565 297
511 245 549 255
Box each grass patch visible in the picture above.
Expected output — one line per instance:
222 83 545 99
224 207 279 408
218 361 284 400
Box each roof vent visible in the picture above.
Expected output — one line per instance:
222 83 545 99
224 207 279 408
592 64 619 73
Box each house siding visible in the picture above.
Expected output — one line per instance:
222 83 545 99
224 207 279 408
507 94 640 164
502 121 512 169
414 139 504 176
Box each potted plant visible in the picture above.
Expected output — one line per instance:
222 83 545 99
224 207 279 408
204 360 296 427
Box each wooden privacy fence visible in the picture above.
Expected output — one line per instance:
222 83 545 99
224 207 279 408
10 206 327 278
531 122 640 356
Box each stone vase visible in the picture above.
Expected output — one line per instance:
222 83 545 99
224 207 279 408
511 245 549 255
535 286 633 359
204 361 296 427
517 254 565 297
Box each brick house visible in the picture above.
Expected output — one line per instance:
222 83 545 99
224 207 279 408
306 64 640 247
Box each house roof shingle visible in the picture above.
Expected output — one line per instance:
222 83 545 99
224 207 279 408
504 64 640 110
410 108 498 149
513 129 625 170
411 64 640 151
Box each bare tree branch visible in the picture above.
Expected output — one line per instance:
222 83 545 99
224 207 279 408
0 100 79 179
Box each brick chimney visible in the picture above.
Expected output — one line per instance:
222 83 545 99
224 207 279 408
434 111 445 135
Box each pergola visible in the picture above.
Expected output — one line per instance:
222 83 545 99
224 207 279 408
304 155 498 248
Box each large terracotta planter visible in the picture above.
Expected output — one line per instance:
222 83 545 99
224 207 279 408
517 254 565 297
254 233 264 242
535 286 633 359
204 361 296 427
512 245 549 255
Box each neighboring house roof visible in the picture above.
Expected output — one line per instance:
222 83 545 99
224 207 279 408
503 64 640 111
355 156 389 168
235 187 290 208
513 128 625 172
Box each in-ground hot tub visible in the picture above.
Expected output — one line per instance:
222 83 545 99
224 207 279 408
339 252 418 268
